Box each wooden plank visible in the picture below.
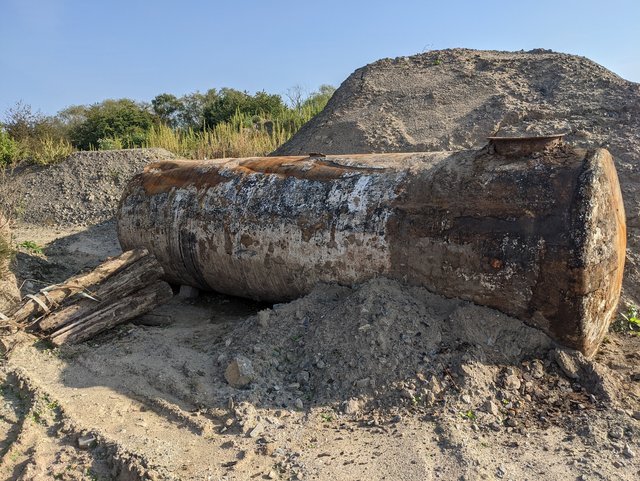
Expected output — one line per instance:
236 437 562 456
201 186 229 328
38 254 165 332
49 280 173 346
9 249 148 325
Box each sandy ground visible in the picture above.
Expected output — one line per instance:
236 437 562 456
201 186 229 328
0 221 637 481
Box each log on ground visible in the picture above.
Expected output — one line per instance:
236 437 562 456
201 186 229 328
49 280 174 346
37 254 165 333
9 249 149 325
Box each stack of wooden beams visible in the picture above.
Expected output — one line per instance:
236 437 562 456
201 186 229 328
6 249 173 345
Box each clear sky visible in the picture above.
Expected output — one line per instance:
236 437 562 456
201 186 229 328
1 0 638 115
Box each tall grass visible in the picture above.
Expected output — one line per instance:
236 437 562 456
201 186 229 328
141 106 319 159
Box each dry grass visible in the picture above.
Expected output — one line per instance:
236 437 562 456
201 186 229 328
141 109 313 159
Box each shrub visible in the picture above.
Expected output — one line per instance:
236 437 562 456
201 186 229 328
0 130 20 166
203 88 286 128
71 99 154 150
97 137 124 150
30 135 74 165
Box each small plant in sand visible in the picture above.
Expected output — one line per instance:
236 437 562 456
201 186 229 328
612 304 640 334
17 240 44 255
621 305 640 333
460 409 477 420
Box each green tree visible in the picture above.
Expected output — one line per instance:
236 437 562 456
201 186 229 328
302 84 336 110
176 89 218 130
203 88 286 128
71 99 154 149
151 93 183 128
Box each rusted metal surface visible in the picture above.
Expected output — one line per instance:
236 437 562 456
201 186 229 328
117 140 626 356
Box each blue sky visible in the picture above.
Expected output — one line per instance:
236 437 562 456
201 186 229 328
1 0 638 115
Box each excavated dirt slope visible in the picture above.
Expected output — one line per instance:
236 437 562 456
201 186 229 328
275 48 640 306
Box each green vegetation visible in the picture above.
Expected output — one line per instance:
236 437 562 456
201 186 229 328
460 409 477 420
616 304 640 334
0 84 335 166
17 240 44 255
0 130 19 166
320 412 334 423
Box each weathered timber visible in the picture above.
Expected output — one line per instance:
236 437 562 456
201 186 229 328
116 140 626 356
37 254 165 332
49 280 174 345
10 249 148 325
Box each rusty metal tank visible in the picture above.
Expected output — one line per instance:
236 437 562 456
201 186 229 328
116 137 626 356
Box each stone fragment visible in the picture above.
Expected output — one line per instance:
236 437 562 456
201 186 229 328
553 348 582 380
484 400 500 417
248 422 265 438
504 374 521 391
608 425 624 440
531 360 545 379
225 356 256 388
354 378 370 388
257 310 270 327
343 398 361 415
296 371 310 385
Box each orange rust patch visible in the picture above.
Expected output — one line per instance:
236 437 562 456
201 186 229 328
140 160 228 195
237 157 388 180
490 258 503 270
139 156 392 195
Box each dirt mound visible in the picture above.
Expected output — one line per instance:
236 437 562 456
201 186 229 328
274 48 640 305
275 48 638 157
9 148 175 227
214 279 553 406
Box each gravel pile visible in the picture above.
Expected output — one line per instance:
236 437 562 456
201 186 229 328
10 148 175 227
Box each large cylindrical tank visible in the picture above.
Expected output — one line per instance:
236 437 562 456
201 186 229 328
117 137 626 356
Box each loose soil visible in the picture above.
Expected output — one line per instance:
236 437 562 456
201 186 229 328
0 51 639 480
